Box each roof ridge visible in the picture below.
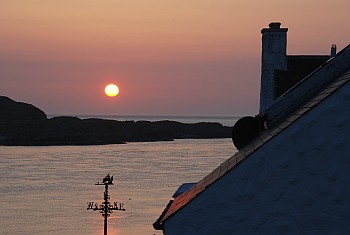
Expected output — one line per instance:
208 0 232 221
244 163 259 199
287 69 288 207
262 44 350 127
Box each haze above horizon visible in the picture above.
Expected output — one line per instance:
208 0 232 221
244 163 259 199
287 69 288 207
1 0 349 116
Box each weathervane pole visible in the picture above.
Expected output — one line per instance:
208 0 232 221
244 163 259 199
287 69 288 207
87 174 125 235
103 183 108 235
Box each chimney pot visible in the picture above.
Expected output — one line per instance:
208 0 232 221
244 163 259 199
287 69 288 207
331 44 337 58
269 22 281 29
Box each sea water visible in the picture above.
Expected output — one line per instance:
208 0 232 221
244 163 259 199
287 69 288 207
0 117 239 235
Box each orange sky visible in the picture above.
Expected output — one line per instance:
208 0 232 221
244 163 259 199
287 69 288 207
1 0 349 116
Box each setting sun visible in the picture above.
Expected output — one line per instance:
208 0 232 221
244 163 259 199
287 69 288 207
104 84 119 97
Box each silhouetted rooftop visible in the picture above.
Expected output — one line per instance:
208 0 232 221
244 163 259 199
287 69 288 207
154 44 350 230
275 55 330 97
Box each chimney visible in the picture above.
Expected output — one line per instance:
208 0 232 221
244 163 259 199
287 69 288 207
330 44 337 58
259 22 288 113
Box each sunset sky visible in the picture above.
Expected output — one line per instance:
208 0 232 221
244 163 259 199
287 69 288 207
1 0 349 116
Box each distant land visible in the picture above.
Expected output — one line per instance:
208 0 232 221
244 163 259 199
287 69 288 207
0 96 232 146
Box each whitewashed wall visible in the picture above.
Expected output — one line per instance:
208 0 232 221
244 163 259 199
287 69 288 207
164 80 350 235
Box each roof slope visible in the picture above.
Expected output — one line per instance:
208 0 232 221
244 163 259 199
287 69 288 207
154 44 350 230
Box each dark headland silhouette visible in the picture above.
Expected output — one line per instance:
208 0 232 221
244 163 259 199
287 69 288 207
0 96 232 146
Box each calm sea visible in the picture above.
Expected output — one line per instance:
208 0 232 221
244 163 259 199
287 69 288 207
0 116 239 235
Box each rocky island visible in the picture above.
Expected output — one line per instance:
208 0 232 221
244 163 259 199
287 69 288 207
0 96 232 146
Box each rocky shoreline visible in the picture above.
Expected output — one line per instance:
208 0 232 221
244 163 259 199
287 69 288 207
0 96 232 146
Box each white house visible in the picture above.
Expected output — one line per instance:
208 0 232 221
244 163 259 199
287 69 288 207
154 23 350 234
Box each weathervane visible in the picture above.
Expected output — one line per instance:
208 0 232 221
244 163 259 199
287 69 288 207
87 174 125 235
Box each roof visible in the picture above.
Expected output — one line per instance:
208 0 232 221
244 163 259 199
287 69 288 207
263 45 350 126
153 44 350 230
275 55 330 97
